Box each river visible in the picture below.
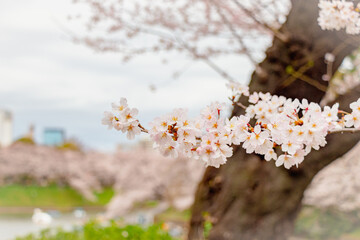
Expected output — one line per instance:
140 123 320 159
0 213 89 240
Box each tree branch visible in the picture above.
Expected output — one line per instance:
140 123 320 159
231 0 290 43
211 1 258 67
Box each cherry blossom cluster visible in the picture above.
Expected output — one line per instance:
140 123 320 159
318 0 360 35
226 80 250 101
103 91 360 169
245 93 342 169
148 103 236 168
102 98 144 140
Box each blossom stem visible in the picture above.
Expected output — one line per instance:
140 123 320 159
228 97 247 110
236 102 247 110
138 124 149 133
338 110 350 115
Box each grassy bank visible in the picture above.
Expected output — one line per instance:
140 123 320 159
3 185 360 239
294 206 360 240
15 222 177 240
14 206 360 240
0 185 114 209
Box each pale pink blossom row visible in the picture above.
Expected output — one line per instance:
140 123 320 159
102 83 360 170
318 0 360 34
0 142 203 215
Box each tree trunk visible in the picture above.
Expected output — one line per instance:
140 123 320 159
188 1 360 239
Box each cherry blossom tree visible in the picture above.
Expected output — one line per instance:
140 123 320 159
105 145 204 219
74 0 360 239
0 143 107 201
0 142 204 212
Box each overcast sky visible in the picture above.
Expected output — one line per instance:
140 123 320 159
0 0 255 151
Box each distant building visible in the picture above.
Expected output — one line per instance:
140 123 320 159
43 128 65 146
0 110 13 147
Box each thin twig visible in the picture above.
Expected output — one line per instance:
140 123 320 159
212 1 258 67
282 63 327 92
138 124 149 134
291 72 327 92
281 63 314 88
231 0 289 43
175 36 237 82
229 97 248 109
236 102 248 110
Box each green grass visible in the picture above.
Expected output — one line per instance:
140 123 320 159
153 206 360 239
15 221 177 240
133 200 160 210
295 206 360 240
155 208 191 223
10 202 360 240
0 185 114 208
6 184 360 240
346 228 360 239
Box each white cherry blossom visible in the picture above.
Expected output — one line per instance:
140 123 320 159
102 111 115 129
112 97 128 112
265 148 277 161
276 154 295 169
125 121 141 140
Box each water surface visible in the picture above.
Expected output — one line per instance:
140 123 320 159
0 213 90 240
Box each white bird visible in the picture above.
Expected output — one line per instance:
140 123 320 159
32 208 52 226
73 208 87 219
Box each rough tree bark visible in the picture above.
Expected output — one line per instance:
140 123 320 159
188 0 360 239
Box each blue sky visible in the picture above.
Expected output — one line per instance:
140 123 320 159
0 0 255 151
